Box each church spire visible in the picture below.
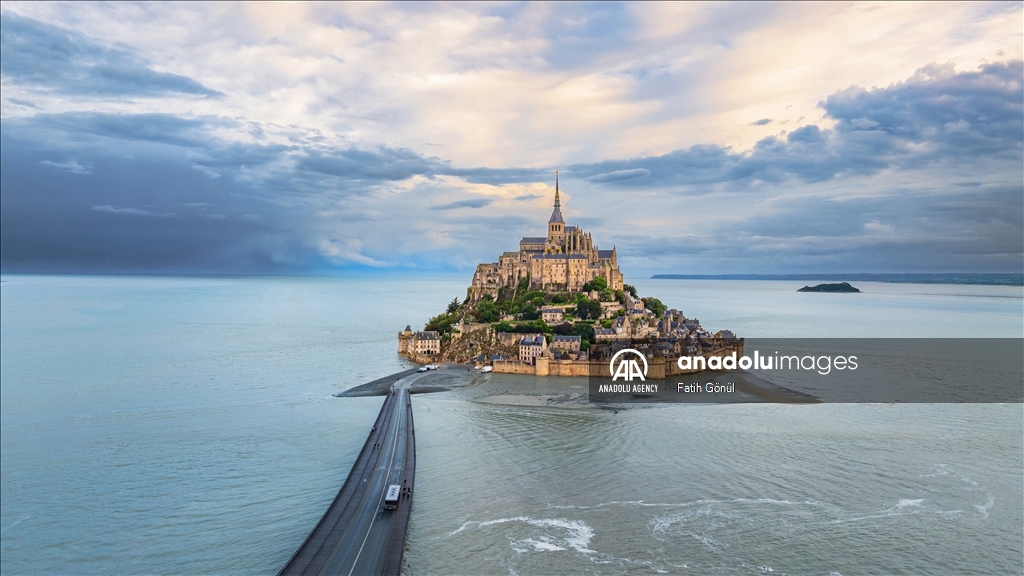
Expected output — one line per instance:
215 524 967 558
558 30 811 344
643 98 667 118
548 170 564 224
554 171 560 208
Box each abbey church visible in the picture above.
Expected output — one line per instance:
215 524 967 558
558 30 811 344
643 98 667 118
469 174 624 302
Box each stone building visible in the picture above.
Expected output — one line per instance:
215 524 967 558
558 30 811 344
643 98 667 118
470 173 624 302
411 331 440 356
519 334 547 365
541 307 564 323
397 325 413 353
550 334 581 352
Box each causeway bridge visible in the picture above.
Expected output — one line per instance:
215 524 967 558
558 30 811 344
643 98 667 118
279 377 416 576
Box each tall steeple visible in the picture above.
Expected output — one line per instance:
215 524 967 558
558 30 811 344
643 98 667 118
548 171 564 224
554 171 561 207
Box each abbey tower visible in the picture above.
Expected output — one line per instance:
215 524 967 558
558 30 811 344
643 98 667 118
469 173 624 302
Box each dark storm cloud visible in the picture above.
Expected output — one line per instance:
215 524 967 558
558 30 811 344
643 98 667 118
0 117 314 273
31 111 225 148
569 61 1023 188
0 13 220 97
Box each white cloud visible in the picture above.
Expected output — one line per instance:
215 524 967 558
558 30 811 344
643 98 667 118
92 205 177 217
39 159 91 174
6 2 1018 166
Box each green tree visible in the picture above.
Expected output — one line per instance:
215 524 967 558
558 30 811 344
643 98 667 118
572 322 595 342
642 296 667 317
493 321 514 333
598 289 614 302
425 312 457 335
476 298 499 323
575 298 603 320
521 303 540 321
592 276 608 291
446 297 461 314
623 284 638 297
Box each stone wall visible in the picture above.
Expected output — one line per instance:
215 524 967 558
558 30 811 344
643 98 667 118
405 351 443 365
498 331 529 346
493 360 537 375
464 340 745 378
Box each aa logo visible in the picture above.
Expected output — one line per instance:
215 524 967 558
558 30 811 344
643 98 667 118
609 348 648 382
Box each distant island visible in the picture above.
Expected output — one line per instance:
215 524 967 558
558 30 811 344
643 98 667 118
398 173 742 378
798 282 860 293
650 273 1024 286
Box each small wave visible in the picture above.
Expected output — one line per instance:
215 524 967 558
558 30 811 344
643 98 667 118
549 497 819 510
448 516 595 554
690 531 727 552
832 498 927 524
974 493 995 518
920 464 950 478
519 538 564 552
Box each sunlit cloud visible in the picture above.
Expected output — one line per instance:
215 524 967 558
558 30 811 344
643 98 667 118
0 2 1020 275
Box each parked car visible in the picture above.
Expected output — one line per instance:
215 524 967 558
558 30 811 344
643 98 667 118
417 366 428 372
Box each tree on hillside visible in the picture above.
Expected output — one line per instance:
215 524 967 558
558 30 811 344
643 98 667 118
575 298 603 320
476 298 499 323
446 297 461 314
553 322 574 335
572 322 595 342
642 296 667 317
592 276 608 291
426 312 457 335
623 284 638 297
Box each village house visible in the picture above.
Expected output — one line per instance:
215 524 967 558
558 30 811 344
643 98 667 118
411 331 440 356
550 334 581 353
519 334 547 365
541 307 564 323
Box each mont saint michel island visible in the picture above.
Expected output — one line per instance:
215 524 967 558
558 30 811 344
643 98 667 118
398 174 743 379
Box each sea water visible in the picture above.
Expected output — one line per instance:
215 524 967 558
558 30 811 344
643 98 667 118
1 275 1021 574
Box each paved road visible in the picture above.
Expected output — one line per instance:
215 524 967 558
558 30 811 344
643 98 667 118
279 374 417 576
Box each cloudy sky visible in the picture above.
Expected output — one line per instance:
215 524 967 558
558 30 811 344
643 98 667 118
1 2 1021 276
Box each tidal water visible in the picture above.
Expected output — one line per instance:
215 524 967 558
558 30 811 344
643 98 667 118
1 274 1021 575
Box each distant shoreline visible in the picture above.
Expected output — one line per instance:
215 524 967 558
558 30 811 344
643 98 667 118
650 273 1023 286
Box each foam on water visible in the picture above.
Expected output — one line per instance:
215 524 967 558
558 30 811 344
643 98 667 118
450 517 596 555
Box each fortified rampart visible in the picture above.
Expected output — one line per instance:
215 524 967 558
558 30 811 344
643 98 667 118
492 341 745 377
